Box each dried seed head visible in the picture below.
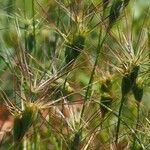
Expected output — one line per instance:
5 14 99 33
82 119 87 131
70 132 81 150
101 79 112 93
121 66 140 96
132 83 143 103
121 73 132 96
100 94 113 117
108 0 130 30
27 33 35 53
21 104 36 133
13 104 38 142
129 66 140 83
13 115 22 142
108 0 123 30
65 35 85 64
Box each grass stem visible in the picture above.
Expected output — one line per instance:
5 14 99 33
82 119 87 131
80 32 108 122
131 102 140 149
115 95 127 145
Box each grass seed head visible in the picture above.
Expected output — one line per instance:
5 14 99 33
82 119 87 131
132 83 143 103
121 74 132 96
100 94 113 117
108 0 130 30
70 132 81 150
65 35 85 64
21 105 35 133
101 79 112 93
13 103 38 142
108 0 123 30
129 66 140 83
121 65 140 96
13 115 22 142
27 33 35 53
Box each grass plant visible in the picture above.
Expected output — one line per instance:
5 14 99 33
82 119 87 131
0 0 150 149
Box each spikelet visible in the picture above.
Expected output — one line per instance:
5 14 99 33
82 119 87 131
100 78 113 117
108 0 123 30
21 104 36 135
121 74 132 96
13 114 22 142
65 35 85 64
100 93 113 117
27 32 35 52
121 66 140 96
13 103 38 142
108 0 130 30
70 132 81 150
129 66 139 83
132 83 143 103
101 79 112 93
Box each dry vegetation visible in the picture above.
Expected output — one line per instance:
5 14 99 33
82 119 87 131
0 0 150 149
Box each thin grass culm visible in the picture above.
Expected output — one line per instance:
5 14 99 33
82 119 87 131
115 65 140 145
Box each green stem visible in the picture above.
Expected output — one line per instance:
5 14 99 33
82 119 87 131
80 32 107 123
21 75 26 150
99 101 145 149
32 0 36 52
24 0 27 51
33 123 37 150
115 95 127 145
131 102 140 149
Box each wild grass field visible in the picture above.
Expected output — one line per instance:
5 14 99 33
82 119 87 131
0 0 150 149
